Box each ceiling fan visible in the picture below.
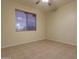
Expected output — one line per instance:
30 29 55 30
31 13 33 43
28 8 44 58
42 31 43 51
36 0 52 6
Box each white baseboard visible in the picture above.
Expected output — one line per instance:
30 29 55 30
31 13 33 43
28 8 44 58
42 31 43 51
1 39 45 48
48 39 77 46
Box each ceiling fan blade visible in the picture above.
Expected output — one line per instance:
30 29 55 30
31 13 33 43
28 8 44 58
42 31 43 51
36 1 40 4
48 2 51 6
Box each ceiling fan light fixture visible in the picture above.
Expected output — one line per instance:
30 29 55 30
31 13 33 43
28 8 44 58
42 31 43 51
42 0 49 3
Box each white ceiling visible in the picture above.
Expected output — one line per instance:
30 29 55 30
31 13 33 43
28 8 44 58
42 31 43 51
15 0 76 12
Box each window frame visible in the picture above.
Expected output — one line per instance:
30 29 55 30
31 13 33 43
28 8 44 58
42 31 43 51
15 9 36 32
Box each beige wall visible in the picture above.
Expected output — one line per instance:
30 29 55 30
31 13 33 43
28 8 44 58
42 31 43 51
2 0 77 48
1 0 46 48
46 1 77 46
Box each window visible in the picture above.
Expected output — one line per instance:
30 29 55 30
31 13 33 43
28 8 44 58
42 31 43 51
15 9 36 31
